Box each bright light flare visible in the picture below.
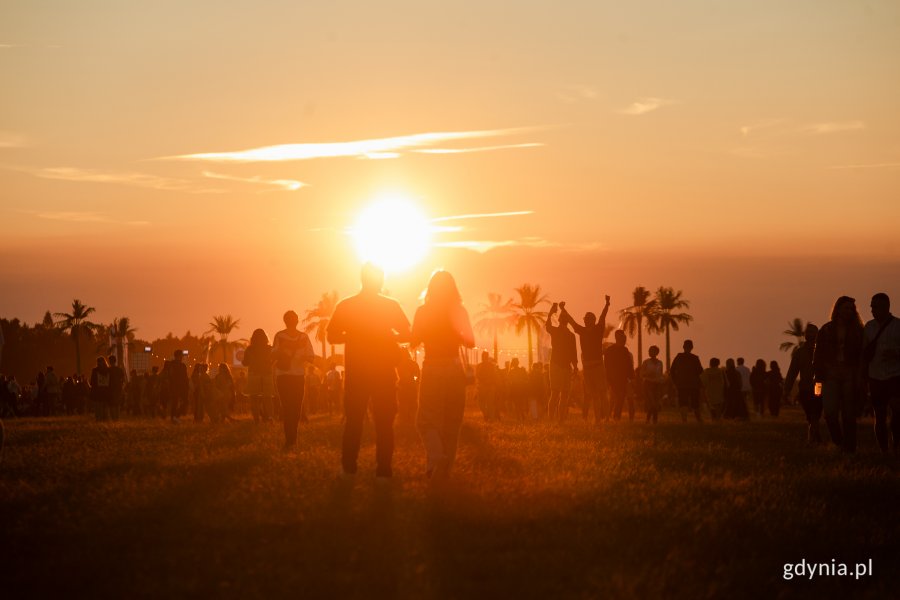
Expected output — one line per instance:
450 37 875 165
351 196 432 273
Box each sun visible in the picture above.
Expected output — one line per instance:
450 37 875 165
351 195 432 273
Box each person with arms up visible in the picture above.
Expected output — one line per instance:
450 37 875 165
562 295 612 425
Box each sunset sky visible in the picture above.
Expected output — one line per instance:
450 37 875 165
2 1 899 365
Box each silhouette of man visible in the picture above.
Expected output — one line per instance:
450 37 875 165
604 330 635 421
546 302 578 421
162 350 189 424
273 310 315 449
107 355 126 421
670 339 703 422
562 295 611 424
784 324 820 443
736 357 752 409
327 263 411 478
864 293 900 453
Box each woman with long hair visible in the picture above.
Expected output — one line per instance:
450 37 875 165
766 360 784 417
411 270 475 481
813 296 865 452
750 359 767 416
242 328 275 423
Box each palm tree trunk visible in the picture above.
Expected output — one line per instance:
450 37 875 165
493 331 498 363
74 329 82 375
637 314 643 365
665 323 671 372
527 323 534 369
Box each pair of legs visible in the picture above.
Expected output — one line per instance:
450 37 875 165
870 376 900 453
643 381 661 424
609 381 633 421
547 363 572 421
277 374 305 448
797 389 823 444
342 373 396 477
417 361 466 478
582 364 607 424
822 375 858 452
677 386 702 422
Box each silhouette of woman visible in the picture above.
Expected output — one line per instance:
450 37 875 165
766 360 784 417
410 270 475 481
750 359 767 416
242 328 275 423
813 296 865 452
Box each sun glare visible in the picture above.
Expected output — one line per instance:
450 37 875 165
351 195 432 273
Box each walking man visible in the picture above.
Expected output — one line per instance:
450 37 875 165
327 263 411 479
864 293 900 453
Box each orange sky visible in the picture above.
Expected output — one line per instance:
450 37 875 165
2 1 899 366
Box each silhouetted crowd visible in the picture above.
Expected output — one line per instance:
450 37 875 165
1 272 898 478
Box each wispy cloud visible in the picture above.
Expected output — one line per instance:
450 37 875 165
201 171 308 191
431 210 533 222
0 131 28 148
739 119 787 137
804 121 865 135
10 165 224 193
619 97 673 116
159 127 539 162
557 85 600 104
435 237 602 254
828 162 900 170
29 211 150 226
413 143 543 155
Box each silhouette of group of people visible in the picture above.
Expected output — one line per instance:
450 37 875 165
2 275 898 481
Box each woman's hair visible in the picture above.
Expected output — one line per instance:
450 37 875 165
423 270 462 307
250 328 269 346
725 358 736 369
754 359 766 370
217 364 232 379
769 360 780 372
95 356 109 368
829 296 864 328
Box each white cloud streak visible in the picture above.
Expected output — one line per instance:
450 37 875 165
30 211 150 226
201 171 308 191
160 127 539 162
619 97 673 116
804 121 865 135
413 143 543 155
0 131 28 148
10 165 225 193
431 210 534 223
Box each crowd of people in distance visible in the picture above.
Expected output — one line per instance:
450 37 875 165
1 268 898 480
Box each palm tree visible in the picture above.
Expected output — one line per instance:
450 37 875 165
473 293 516 362
780 318 808 353
303 291 339 358
619 286 659 366
512 283 549 369
654 286 693 371
205 314 241 364
54 299 100 375
103 317 138 366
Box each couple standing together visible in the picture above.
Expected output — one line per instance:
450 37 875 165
325 263 474 481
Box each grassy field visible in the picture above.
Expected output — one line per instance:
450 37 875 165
2 406 898 599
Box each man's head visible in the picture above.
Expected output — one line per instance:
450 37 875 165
481 351 490 363
108 355 117 366
871 293 891 322
804 323 819 344
283 310 299 329
583 312 596 327
709 357 720 368
173 349 184 361
737 357 745 366
614 330 626 345
648 345 660 359
683 339 694 353
361 262 384 293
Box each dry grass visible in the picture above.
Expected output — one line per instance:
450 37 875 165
1 406 898 599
